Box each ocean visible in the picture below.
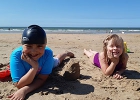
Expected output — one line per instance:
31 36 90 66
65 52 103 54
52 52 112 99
0 27 140 34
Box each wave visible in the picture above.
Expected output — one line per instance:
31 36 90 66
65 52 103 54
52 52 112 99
0 27 140 34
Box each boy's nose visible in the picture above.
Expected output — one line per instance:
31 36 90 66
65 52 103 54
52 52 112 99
31 48 37 53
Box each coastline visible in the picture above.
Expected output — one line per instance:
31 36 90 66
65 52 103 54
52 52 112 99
1 26 140 34
0 33 140 100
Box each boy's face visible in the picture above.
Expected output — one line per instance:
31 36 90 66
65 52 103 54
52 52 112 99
22 44 46 61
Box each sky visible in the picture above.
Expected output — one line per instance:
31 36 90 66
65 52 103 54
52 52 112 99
0 0 140 27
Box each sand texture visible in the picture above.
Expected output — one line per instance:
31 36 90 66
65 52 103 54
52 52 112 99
0 33 140 100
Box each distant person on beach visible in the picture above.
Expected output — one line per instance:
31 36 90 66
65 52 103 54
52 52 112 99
122 31 125 34
8 25 74 100
110 29 113 34
8 28 10 31
84 34 129 79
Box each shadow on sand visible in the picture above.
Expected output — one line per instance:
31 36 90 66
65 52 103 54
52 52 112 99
26 58 94 99
123 70 140 79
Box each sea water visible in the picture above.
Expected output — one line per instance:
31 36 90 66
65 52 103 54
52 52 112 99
0 27 140 34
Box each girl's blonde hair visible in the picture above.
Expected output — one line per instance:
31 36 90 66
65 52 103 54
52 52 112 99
103 34 125 64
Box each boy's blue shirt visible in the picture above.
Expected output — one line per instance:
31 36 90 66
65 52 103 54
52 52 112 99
10 46 53 83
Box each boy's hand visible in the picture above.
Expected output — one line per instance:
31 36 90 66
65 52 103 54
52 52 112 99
8 88 26 100
21 52 38 70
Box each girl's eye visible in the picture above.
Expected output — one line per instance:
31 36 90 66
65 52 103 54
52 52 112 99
117 45 121 48
110 45 114 47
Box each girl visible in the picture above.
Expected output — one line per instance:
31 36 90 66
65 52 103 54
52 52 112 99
84 34 129 79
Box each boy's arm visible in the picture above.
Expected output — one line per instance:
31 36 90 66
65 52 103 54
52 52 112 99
8 74 49 99
15 67 38 89
15 52 40 88
20 74 49 94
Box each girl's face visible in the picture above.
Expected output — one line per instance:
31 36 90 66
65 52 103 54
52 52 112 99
107 39 123 58
22 44 46 61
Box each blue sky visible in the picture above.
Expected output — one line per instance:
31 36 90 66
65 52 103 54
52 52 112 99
0 0 140 27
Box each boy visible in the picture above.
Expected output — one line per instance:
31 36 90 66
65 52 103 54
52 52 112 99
9 25 74 100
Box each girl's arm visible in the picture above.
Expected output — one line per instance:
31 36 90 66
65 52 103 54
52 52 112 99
114 53 129 75
99 52 119 75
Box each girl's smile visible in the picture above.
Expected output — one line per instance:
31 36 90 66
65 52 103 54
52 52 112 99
107 39 123 58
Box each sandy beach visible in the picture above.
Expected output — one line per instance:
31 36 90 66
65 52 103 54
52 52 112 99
0 33 140 100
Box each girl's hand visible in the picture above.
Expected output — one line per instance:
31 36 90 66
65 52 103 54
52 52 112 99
113 71 123 79
8 88 26 100
110 57 119 65
107 50 119 64
107 50 114 59
21 52 38 69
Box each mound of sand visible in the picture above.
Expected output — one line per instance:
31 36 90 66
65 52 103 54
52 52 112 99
61 58 80 81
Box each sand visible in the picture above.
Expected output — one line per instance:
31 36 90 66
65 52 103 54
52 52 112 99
0 33 140 100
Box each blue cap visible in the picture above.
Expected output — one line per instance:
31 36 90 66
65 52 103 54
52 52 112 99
21 25 47 44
